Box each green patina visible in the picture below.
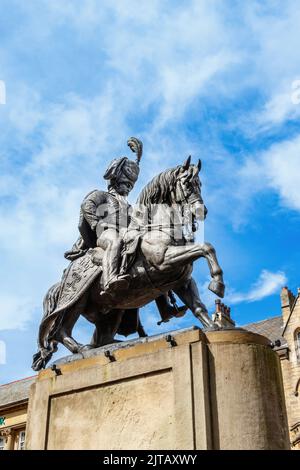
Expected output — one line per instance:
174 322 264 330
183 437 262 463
0 417 5 426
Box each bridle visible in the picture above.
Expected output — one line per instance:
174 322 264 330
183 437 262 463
129 168 204 239
175 177 203 239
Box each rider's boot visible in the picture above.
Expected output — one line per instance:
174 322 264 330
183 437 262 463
108 250 131 290
155 294 188 325
102 241 131 292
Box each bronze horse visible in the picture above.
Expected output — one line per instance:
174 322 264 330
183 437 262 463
32 157 225 370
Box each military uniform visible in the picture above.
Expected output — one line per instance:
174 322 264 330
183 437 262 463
65 157 140 290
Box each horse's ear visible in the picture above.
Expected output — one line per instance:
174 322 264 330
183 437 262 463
197 159 202 172
183 155 191 171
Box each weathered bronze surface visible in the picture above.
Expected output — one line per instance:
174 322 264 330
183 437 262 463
32 138 225 370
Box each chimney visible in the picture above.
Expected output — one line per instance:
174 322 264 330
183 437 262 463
280 287 295 324
212 300 235 328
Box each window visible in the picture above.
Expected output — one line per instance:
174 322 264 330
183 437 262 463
0 437 5 451
18 431 25 450
295 330 300 361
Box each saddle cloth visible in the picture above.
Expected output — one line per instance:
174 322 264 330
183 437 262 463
54 249 102 315
53 229 142 315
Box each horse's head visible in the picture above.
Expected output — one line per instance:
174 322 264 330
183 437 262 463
173 156 207 221
136 156 207 231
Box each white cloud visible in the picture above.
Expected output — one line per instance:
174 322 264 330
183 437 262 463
0 340 6 364
232 133 300 221
0 295 36 330
228 270 287 304
257 87 300 130
240 2 300 126
263 135 300 211
0 80 6 105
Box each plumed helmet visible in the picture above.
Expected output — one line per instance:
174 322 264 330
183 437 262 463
103 157 140 184
103 137 143 185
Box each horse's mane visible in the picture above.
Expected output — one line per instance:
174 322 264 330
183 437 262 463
137 167 180 206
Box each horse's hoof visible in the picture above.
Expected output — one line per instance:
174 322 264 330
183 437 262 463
204 323 220 332
208 280 225 298
171 305 188 319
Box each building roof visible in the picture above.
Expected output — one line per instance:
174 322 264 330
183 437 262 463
0 376 36 409
283 290 300 335
243 315 287 348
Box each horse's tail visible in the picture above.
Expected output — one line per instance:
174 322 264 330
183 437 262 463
42 282 61 321
31 282 61 371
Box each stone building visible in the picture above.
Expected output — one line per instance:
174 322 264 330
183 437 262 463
0 376 35 450
0 287 299 450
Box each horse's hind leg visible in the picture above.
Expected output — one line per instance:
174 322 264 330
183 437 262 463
55 297 87 354
91 310 124 348
174 277 217 330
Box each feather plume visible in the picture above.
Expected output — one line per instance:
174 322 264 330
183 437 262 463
127 137 143 164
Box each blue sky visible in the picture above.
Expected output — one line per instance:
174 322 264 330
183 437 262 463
0 0 300 384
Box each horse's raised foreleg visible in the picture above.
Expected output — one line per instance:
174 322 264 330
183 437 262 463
200 243 225 298
174 277 217 330
163 242 225 297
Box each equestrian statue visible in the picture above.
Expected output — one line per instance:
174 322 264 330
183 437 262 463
32 137 225 371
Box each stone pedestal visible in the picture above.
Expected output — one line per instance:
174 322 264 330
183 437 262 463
25 327 290 450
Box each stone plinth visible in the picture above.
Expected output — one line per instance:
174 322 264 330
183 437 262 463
25 327 290 450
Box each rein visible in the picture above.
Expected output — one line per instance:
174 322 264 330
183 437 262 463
128 214 197 243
